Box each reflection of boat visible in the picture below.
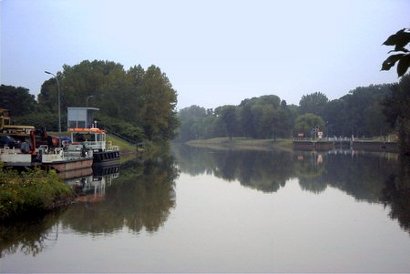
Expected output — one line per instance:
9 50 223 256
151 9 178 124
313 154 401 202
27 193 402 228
293 139 335 151
69 127 120 164
58 167 93 180
64 164 120 203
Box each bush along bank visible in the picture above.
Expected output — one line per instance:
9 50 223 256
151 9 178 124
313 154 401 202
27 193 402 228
0 163 75 221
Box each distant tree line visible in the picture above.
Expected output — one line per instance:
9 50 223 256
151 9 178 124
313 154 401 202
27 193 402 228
175 84 394 142
177 95 297 142
1 54 408 153
0 60 178 143
176 27 410 148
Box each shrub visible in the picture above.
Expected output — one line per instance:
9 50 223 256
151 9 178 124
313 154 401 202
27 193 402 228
0 164 74 220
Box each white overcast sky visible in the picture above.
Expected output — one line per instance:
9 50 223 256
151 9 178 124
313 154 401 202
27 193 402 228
1 0 409 109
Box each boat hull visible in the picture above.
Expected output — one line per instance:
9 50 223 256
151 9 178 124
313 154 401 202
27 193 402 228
43 158 93 172
0 152 32 167
93 150 120 163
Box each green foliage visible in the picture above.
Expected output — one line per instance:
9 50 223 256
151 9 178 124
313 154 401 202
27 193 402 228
299 92 329 117
97 113 145 143
36 60 179 142
0 85 36 116
1 60 178 143
215 105 239 139
138 66 179 141
0 167 74 220
381 28 410 155
176 105 213 142
13 112 59 131
294 113 325 137
238 95 283 138
177 82 394 142
176 95 295 142
383 74 410 154
322 84 391 137
382 28 410 77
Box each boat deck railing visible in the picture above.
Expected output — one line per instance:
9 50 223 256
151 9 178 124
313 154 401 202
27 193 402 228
0 147 21 154
106 141 119 152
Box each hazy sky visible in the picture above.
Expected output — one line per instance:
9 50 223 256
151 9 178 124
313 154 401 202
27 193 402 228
1 0 409 109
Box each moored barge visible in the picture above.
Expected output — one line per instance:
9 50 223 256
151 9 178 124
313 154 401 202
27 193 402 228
69 127 120 164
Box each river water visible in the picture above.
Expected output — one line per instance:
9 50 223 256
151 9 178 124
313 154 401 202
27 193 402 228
1 145 410 272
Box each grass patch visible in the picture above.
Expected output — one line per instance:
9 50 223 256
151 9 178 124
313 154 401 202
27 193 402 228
186 137 293 151
0 165 74 221
107 134 137 153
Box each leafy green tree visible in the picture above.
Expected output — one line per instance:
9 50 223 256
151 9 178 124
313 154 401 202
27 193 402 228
276 100 295 138
294 113 325 137
322 99 347 136
0 85 37 117
321 85 391 137
139 65 178 141
38 60 178 142
215 105 239 140
13 112 58 131
127 65 146 125
177 94 295 142
238 95 282 139
383 74 410 154
381 28 410 77
238 99 256 138
250 103 276 138
299 92 329 116
176 105 208 141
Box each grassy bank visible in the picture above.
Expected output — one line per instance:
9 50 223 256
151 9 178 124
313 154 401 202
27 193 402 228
0 165 74 221
186 137 293 151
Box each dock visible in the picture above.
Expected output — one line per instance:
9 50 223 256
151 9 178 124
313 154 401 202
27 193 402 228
293 138 398 152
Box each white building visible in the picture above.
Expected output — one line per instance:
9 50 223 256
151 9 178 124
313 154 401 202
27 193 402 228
67 107 99 129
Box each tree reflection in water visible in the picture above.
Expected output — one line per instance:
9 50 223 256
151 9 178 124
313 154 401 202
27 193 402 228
381 156 410 233
1 147 409 258
61 153 178 235
0 151 179 256
173 145 409 234
0 211 62 257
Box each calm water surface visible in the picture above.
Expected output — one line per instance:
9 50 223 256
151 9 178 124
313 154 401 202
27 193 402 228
1 145 410 272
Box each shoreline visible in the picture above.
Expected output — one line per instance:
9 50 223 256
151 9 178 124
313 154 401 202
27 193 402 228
184 137 399 153
185 137 293 152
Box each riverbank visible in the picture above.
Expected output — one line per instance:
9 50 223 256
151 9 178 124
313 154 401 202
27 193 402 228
185 137 400 153
0 133 160 221
0 164 75 221
186 137 293 151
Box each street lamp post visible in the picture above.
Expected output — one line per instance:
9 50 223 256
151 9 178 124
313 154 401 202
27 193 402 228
44 71 61 133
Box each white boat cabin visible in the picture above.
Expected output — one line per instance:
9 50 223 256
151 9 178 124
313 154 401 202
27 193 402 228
69 128 107 152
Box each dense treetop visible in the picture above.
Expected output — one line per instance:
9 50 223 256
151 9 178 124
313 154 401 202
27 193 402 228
1 60 178 143
175 83 394 142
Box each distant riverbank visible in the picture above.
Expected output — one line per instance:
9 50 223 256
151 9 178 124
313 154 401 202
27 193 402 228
185 137 293 151
186 137 399 153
